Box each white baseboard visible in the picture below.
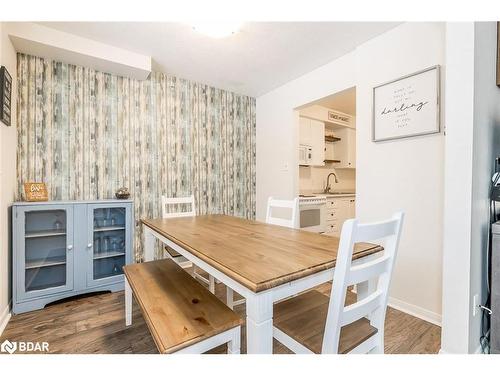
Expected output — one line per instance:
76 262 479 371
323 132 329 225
0 303 11 337
438 345 484 354
388 296 442 327
350 287 442 326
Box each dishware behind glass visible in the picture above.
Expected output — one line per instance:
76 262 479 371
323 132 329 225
102 236 110 253
94 238 100 254
54 219 62 230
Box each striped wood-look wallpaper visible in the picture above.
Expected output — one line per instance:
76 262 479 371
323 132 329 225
16 54 256 260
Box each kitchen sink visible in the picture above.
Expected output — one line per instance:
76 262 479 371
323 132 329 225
313 191 355 195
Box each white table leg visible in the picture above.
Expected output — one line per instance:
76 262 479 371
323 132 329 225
227 327 241 354
143 226 156 262
246 292 273 354
226 287 234 310
125 277 132 326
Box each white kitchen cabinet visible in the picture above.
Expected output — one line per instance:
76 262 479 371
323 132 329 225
299 116 325 166
299 117 312 146
324 142 335 161
335 127 356 169
324 196 356 236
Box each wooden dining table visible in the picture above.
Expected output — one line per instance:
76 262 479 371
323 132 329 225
141 214 383 354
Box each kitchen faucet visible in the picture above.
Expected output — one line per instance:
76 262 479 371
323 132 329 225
324 172 339 193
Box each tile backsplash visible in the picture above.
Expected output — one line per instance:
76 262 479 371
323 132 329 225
299 166 355 193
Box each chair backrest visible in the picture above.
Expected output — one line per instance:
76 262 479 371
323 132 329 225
321 211 404 353
265 197 299 229
161 195 196 219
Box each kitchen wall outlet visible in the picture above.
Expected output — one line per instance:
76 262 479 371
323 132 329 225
473 294 479 317
281 163 289 172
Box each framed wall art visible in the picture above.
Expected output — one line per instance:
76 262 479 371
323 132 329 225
0 66 12 126
372 65 440 142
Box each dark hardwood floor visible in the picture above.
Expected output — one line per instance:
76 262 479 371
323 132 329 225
0 281 441 354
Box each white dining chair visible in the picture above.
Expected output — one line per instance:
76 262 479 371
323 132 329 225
266 197 300 228
272 211 404 354
161 195 215 294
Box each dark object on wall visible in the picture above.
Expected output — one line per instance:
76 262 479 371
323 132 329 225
115 187 131 199
0 66 12 126
497 22 500 87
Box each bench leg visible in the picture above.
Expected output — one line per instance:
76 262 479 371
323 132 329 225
125 278 132 326
227 327 241 354
226 287 234 310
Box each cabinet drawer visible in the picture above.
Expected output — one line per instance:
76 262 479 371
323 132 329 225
325 221 339 233
326 210 338 221
327 199 338 208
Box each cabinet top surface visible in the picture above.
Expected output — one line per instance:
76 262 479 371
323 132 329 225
13 199 133 206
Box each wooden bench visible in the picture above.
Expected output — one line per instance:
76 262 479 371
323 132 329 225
123 259 242 354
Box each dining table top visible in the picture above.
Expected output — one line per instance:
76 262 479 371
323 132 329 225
142 214 384 293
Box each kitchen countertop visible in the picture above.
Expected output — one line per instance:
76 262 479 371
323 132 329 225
299 191 356 198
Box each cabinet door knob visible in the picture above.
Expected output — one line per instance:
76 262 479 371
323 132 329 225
87 243 92 248
67 245 73 251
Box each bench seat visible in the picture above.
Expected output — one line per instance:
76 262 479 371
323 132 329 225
123 259 242 354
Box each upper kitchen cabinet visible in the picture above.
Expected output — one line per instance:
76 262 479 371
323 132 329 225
335 127 356 169
299 116 325 166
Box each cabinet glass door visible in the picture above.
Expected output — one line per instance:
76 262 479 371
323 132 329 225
88 205 127 286
19 206 74 299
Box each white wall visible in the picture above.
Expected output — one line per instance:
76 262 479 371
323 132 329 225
440 22 475 354
256 51 357 219
355 23 445 324
0 22 18 335
257 22 445 323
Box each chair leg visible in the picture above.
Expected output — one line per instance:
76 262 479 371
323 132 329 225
209 275 215 294
226 287 234 310
227 327 241 354
370 333 384 354
125 278 132 326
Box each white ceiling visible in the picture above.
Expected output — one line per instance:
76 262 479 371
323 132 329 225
314 87 356 115
40 22 399 97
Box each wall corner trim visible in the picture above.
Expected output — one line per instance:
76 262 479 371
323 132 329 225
0 303 11 337
388 296 442 327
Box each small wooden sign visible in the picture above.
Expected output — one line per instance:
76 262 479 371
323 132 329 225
24 182 49 202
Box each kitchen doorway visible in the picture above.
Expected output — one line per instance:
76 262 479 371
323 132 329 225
295 86 357 236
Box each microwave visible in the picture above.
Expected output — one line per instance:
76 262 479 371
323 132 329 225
299 144 313 165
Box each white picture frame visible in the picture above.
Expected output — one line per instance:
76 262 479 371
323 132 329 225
372 65 440 142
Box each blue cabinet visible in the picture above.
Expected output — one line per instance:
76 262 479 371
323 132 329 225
12 200 133 314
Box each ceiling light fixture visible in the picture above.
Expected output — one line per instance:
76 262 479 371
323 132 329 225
190 22 242 38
